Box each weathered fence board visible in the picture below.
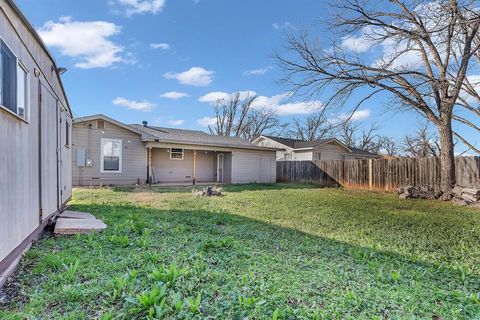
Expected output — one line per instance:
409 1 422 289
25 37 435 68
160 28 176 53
276 157 480 191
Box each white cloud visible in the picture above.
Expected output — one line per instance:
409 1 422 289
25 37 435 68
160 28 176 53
337 109 371 122
198 91 256 104
164 67 214 86
199 91 322 115
38 16 129 69
112 0 166 16
112 97 155 111
150 43 170 50
160 91 189 99
251 93 322 115
243 67 271 76
272 22 291 30
197 117 217 127
341 35 372 54
167 119 184 126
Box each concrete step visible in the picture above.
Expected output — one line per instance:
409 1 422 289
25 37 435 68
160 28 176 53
54 213 107 235
59 210 96 220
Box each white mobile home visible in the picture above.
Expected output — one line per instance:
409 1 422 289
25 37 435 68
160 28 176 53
72 115 277 186
0 0 72 283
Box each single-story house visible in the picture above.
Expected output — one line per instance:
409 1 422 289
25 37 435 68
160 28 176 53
253 135 381 161
72 115 278 186
0 0 72 284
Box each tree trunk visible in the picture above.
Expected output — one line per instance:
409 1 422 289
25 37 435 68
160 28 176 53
437 121 456 194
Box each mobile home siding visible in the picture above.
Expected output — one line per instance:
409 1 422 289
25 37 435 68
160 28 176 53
231 150 276 183
0 0 71 266
72 120 147 186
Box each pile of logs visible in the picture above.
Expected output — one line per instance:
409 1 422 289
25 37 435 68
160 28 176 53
396 185 480 206
396 186 442 200
451 186 480 206
193 186 224 197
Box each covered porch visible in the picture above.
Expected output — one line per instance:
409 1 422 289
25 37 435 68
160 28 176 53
146 144 232 185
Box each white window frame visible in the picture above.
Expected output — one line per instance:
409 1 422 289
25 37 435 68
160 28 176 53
0 37 29 122
100 138 123 173
170 148 184 160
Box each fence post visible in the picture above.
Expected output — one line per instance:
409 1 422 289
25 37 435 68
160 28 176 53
368 159 373 190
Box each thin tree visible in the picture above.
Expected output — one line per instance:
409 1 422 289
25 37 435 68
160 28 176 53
402 122 441 157
338 121 389 153
209 92 281 140
276 0 480 193
290 110 334 141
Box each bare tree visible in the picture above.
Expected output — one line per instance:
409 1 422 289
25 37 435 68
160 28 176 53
209 92 281 140
242 109 282 141
402 122 441 157
381 137 399 156
276 0 480 192
338 121 389 153
290 111 333 140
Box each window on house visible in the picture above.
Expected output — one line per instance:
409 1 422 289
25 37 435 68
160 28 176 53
101 138 122 172
170 148 184 160
314 152 322 160
0 39 29 120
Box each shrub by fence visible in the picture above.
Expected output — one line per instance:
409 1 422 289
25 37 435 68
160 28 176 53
276 157 480 191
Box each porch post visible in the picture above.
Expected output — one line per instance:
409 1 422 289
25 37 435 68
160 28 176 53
148 147 152 188
193 149 196 185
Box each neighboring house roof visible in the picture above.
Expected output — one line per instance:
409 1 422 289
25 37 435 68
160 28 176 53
4 0 72 115
258 135 380 157
132 124 280 151
73 114 279 151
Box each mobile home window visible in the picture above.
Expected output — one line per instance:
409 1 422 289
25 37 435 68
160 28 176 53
0 39 29 120
101 138 122 172
170 148 184 160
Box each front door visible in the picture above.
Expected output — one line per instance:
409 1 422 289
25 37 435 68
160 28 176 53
217 154 224 182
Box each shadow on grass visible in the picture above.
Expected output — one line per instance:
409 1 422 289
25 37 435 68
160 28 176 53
110 183 324 194
4 200 478 318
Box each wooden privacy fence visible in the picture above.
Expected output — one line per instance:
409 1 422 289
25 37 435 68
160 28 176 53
276 157 480 191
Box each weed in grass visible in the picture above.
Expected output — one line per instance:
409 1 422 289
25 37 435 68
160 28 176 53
108 235 130 247
184 293 202 314
149 264 187 287
133 284 168 316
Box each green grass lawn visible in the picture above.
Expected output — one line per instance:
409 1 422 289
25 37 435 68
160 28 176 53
1 184 480 319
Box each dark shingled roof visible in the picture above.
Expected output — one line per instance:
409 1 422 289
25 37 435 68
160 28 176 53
131 124 276 150
263 135 379 157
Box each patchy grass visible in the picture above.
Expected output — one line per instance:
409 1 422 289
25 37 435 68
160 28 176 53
1 184 480 319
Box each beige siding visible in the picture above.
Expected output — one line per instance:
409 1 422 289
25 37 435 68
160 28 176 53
72 120 147 186
231 150 276 183
293 150 313 160
255 137 292 160
0 0 71 262
152 148 217 183
313 142 350 160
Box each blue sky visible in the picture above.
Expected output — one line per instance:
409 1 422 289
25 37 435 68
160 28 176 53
16 0 478 153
